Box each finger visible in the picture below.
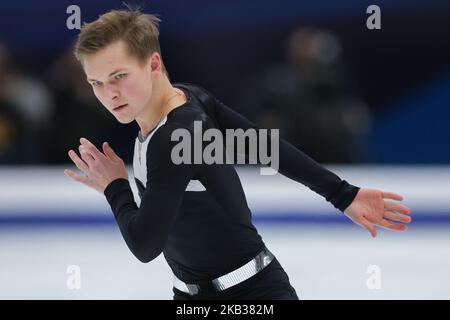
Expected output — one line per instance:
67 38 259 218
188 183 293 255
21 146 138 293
64 168 89 185
68 149 89 172
359 218 377 238
102 142 121 161
384 201 411 214
79 145 95 165
384 210 412 223
382 191 403 201
80 137 105 160
377 218 408 232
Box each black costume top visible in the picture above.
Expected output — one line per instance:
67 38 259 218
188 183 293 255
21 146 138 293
104 83 359 281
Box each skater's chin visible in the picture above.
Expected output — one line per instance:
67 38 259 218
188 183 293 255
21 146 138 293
115 115 135 124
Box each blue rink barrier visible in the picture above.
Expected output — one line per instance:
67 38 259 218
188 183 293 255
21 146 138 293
0 211 449 227
0 166 449 227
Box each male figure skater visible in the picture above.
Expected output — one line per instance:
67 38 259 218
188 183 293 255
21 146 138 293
64 9 412 300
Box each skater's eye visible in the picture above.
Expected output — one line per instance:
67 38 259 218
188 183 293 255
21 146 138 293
90 81 103 87
114 73 127 80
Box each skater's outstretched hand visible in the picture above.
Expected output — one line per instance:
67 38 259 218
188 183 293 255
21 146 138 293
64 137 128 193
344 188 412 237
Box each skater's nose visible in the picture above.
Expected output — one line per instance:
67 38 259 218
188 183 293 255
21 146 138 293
104 83 120 101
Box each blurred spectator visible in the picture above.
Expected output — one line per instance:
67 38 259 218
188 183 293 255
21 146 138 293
241 27 372 163
0 40 54 163
0 82 26 163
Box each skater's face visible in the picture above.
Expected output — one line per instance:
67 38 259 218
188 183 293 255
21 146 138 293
82 40 161 124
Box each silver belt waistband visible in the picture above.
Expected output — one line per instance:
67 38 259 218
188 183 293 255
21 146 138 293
173 246 275 296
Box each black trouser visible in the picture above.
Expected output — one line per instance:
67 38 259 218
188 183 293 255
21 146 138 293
172 258 299 300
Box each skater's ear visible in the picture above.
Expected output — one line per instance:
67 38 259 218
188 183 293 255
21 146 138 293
149 52 163 72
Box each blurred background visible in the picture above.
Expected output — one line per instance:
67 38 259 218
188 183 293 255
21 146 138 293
0 0 449 299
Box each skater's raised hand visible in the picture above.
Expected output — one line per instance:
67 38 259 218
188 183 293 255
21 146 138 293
64 137 128 193
343 188 412 238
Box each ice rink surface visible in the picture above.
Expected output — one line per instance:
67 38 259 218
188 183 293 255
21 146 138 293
0 166 449 299
0 224 449 300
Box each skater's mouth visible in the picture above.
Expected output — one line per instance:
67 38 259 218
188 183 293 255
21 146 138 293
113 104 128 112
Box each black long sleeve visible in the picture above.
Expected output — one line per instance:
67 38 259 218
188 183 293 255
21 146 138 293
103 83 360 275
104 122 195 263
206 91 360 212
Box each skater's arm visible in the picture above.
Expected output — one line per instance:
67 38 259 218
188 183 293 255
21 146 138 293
208 97 412 237
206 90 359 212
103 123 195 263
65 125 195 263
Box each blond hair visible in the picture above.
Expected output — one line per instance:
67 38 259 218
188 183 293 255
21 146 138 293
74 8 167 74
